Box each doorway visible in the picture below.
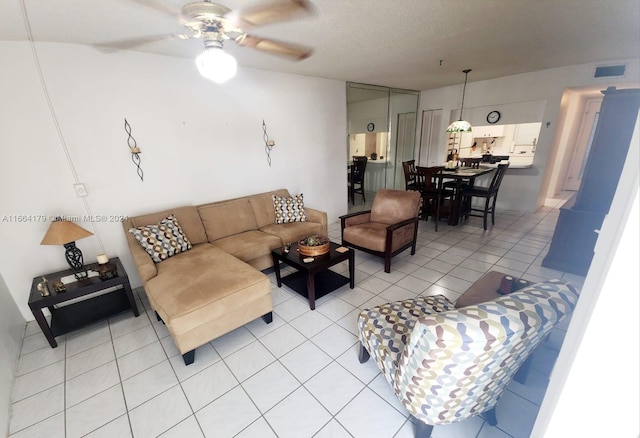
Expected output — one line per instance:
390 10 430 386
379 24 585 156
543 84 637 206
563 98 602 191
418 109 443 166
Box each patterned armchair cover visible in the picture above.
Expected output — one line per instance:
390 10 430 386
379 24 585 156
357 280 579 430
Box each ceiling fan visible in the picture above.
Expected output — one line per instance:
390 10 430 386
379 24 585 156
102 0 316 82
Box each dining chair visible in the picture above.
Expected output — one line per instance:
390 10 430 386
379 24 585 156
416 166 453 231
402 160 419 191
460 163 509 229
448 158 482 194
459 157 482 168
348 156 368 205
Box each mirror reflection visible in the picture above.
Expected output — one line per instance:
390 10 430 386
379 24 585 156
348 132 388 161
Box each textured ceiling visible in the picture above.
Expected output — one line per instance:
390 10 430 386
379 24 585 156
2 0 639 90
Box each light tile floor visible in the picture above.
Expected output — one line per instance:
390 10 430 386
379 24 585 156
9 198 584 438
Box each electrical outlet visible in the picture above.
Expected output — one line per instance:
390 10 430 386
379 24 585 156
74 183 88 197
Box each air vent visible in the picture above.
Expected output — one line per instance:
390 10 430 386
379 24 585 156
594 65 626 78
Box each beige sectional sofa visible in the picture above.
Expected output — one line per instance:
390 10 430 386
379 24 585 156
123 189 328 365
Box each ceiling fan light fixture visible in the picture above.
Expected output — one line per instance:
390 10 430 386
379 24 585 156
196 45 237 83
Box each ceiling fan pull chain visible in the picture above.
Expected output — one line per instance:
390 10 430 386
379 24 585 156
124 118 144 182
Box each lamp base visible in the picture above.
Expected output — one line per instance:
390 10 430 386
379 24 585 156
73 270 89 280
64 242 87 280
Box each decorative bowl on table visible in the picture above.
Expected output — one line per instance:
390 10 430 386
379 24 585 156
298 235 330 256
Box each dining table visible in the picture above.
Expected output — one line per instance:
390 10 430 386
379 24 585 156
432 166 496 225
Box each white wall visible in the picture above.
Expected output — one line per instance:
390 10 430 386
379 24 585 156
0 41 348 320
420 59 640 213
0 274 25 437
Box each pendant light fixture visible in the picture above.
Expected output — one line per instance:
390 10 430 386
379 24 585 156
446 69 473 133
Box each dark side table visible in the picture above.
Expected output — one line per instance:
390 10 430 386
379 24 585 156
272 241 354 310
28 257 139 348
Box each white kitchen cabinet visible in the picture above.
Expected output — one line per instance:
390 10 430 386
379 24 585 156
471 125 505 138
513 122 542 145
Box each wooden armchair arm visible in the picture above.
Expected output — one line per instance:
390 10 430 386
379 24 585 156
384 217 420 258
339 209 371 221
386 216 420 231
339 210 372 229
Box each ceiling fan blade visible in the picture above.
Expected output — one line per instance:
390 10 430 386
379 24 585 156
94 34 191 52
227 0 316 28
235 34 313 60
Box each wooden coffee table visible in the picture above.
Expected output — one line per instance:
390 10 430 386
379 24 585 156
272 241 354 310
455 270 532 308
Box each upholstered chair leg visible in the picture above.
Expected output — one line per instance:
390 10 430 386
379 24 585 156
384 254 391 273
155 311 164 325
414 418 434 438
358 344 370 363
182 350 195 366
484 407 498 426
262 311 273 324
514 354 533 384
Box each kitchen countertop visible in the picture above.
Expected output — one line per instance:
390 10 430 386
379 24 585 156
348 159 389 165
461 154 533 169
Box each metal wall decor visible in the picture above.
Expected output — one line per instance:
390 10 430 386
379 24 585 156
124 118 144 181
262 120 275 167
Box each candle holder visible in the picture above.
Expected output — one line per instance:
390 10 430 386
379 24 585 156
97 253 110 265
98 262 118 280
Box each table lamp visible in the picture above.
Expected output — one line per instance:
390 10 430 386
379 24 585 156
40 218 93 279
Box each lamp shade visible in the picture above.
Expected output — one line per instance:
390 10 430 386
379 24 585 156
40 220 93 246
196 47 237 83
446 120 473 133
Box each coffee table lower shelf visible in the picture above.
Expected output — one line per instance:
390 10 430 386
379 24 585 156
281 270 350 303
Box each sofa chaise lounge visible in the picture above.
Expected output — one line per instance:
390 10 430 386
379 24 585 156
123 189 327 364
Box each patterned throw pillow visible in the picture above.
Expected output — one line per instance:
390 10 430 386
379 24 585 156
128 214 192 263
273 194 308 224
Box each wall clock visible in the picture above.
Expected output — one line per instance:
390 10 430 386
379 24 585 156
367 122 375 132
486 111 501 124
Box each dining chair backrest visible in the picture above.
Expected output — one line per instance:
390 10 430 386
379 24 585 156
459 157 481 169
351 156 368 182
402 160 417 190
416 166 444 191
488 163 509 194
349 156 369 205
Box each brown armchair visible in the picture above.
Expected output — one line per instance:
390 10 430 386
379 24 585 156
340 189 421 273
